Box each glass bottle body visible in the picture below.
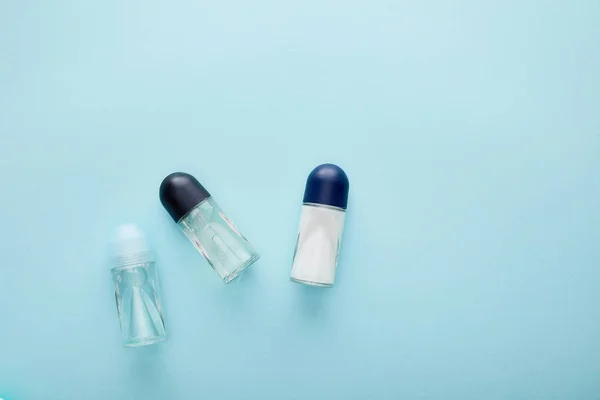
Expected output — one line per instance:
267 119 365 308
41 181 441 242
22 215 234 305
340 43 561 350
290 203 345 287
178 197 259 283
112 261 167 347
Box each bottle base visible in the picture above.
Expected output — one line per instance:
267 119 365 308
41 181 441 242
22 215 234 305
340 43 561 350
290 276 333 287
124 335 167 348
223 253 260 284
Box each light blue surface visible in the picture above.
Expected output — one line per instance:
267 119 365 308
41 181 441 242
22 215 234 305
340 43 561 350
1 0 599 399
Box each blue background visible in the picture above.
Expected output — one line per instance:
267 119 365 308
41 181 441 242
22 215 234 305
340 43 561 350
1 0 599 399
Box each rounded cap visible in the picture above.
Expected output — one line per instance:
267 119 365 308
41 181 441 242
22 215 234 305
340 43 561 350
159 172 211 222
112 224 152 267
303 163 349 209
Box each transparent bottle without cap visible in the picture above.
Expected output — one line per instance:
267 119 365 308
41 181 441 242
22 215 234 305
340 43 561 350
111 224 167 347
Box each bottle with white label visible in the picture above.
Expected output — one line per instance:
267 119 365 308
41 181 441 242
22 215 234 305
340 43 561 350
290 164 349 287
159 172 259 284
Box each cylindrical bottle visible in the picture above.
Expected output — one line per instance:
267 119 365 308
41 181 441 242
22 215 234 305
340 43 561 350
111 224 167 347
159 172 259 284
290 164 349 287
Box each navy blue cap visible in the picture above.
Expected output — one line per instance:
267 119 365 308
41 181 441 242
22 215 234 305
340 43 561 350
159 172 211 222
302 164 349 209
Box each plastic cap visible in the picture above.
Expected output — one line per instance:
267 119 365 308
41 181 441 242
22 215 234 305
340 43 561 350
112 224 151 267
303 163 349 209
159 172 211 222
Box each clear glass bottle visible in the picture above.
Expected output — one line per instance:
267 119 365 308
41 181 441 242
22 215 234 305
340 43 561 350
111 224 167 347
160 172 259 284
290 164 349 287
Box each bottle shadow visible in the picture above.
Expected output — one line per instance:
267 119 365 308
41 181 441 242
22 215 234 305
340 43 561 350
292 282 335 321
125 344 178 400
216 260 260 312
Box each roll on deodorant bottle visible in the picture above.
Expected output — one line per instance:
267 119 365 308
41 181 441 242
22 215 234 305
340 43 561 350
111 224 167 347
290 164 349 287
160 172 259 284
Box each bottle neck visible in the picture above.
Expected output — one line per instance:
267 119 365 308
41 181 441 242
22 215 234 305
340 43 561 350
113 251 152 269
303 202 346 212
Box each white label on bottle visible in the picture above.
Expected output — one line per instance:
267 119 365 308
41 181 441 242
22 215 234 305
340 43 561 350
290 204 345 286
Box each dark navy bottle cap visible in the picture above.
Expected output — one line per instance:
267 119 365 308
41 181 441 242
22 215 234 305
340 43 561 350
159 172 211 222
303 164 349 209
